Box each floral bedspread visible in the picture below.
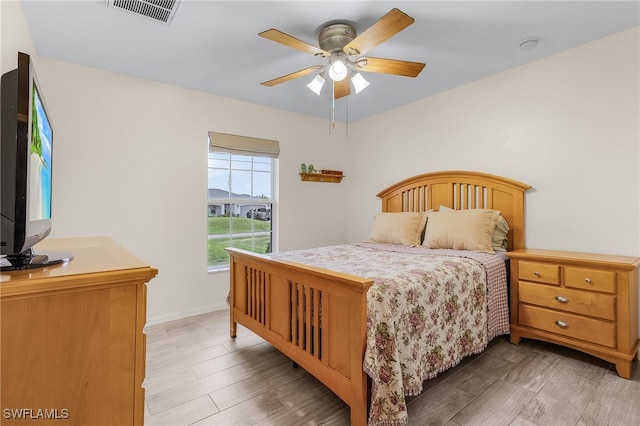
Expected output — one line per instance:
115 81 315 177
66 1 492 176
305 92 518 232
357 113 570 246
270 242 509 426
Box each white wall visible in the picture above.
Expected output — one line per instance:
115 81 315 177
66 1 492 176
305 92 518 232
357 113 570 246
40 61 353 324
1 0 36 71
348 27 640 259
3 1 353 324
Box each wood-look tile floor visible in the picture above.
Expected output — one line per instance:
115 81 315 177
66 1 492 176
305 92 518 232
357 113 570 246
144 310 640 425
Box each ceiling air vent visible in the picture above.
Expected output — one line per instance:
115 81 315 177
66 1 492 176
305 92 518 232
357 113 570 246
107 0 181 25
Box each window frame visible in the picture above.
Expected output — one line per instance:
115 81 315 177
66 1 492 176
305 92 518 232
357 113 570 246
207 133 278 272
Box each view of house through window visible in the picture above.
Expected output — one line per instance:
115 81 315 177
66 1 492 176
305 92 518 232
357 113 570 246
208 132 277 270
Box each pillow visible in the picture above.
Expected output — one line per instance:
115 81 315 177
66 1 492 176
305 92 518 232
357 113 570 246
368 212 428 246
438 206 510 252
492 215 510 252
423 208 501 252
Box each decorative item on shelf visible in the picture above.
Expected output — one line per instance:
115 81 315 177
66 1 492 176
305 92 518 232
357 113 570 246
307 164 315 173
301 163 307 173
321 169 344 176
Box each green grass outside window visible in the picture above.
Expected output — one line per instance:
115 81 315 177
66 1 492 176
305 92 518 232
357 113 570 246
208 217 271 267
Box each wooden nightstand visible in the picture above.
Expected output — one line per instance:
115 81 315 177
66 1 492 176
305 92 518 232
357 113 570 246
507 248 640 378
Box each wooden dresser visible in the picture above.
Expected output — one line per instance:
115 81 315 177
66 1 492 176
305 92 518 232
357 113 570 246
1 237 157 425
507 248 639 378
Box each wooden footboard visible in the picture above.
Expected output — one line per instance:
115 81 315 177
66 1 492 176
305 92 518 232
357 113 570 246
227 248 374 426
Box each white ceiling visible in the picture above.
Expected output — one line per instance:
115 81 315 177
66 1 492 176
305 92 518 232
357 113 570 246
20 1 640 122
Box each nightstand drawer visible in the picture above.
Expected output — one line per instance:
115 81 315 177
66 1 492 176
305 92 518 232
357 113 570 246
518 261 560 285
519 304 615 348
565 267 615 293
518 281 616 320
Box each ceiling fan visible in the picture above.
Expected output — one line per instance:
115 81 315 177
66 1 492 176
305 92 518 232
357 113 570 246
259 8 426 99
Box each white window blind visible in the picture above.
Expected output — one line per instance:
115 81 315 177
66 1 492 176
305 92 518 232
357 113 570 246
208 131 279 158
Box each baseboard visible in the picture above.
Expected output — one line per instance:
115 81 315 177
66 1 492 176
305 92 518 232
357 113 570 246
146 302 228 326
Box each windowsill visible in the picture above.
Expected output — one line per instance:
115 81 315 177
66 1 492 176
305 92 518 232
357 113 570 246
208 266 230 274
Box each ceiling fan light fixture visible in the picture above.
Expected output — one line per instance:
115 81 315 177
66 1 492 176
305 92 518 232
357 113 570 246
351 73 370 94
328 60 348 81
306 74 325 95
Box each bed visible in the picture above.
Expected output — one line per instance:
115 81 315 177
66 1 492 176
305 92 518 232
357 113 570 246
227 170 530 425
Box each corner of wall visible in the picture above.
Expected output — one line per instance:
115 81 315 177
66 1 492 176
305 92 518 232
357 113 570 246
1 0 38 74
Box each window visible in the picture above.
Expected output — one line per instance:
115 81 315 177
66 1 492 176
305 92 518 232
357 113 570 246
207 132 278 270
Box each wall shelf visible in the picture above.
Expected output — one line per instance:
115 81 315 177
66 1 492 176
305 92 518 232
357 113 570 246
300 173 344 183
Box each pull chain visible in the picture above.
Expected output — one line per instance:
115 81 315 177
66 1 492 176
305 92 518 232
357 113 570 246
330 80 336 133
345 95 348 138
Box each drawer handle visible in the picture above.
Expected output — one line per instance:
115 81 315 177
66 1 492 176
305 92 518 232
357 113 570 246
555 295 569 304
585 278 592 283
555 320 569 329
533 271 540 276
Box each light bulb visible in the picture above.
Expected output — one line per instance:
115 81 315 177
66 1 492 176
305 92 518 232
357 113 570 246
328 60 347 81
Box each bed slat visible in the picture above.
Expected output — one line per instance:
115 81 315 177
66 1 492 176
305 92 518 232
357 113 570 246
243 266 268 327
288 282 325 360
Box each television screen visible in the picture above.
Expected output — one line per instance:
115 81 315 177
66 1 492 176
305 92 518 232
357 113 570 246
29 83 53 222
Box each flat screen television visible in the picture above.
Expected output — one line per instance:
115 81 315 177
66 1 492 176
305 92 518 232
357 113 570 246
1 52 71 271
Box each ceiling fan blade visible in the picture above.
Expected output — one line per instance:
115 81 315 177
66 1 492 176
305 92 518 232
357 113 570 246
343 8 414 56
333 78 351 99
356 57 425 77
259 29 330 57
261 66 322 87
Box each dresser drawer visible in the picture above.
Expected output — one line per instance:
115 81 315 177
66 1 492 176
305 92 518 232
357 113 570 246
519 304 615 348
518 261 560 285
565 267 615 294
518 281 616 320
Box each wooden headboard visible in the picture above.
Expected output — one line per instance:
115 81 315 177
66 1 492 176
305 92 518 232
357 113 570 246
377 171 531 251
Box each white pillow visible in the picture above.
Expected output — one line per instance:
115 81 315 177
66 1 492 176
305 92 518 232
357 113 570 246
423 208 500 253
368 212 428 246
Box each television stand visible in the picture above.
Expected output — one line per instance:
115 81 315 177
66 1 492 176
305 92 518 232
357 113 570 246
1 236 157 425
0 247 73 271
